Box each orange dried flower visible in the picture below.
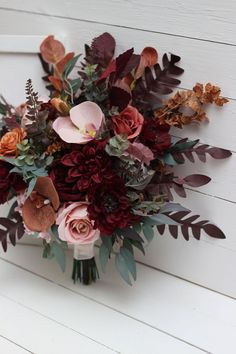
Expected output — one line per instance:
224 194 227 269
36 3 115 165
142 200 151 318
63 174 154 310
22 177 60 232
0 128 26 157
155 83 228 128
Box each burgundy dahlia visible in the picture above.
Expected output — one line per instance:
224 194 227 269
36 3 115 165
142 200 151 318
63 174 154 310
140 118 171 155
0 161 26 204
50 140 113 201
88 175 139 235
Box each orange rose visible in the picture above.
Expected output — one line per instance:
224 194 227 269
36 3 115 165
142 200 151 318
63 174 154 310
112 106 144 139
0 128 26 157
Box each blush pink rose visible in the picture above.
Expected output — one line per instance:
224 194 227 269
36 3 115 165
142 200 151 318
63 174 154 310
56 202 100 245
112 105 144 139
52 101 104 144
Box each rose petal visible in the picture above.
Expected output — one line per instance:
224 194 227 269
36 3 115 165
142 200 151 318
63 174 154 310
70 101 104 131
53 117 93 144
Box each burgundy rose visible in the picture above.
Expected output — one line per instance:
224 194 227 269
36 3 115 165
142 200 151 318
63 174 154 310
87 175 139 235
0 161 26 204
50 140 114 201
139 118 171 155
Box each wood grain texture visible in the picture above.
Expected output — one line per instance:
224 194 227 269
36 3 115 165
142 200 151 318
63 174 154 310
0 336 30 354
0 9 236 101
1 246 236 354
0 255 208 354
1 0 236 45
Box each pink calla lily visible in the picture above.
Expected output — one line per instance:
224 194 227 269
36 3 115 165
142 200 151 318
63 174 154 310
52 101 104 144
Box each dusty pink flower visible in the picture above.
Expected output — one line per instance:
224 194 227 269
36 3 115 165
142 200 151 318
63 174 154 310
112 105 144 139
52 101 104 144
56 202 100 245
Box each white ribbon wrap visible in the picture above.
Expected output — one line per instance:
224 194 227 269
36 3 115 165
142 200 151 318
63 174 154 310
73 243 95 261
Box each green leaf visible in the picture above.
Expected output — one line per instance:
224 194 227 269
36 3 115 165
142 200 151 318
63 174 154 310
133 223 142 234
25 177 37 198
130 239 145 255
142 224 154 243
144 214 179 226
101 235 113 252
70 78 82 93
120 247 136 281
99 243 110 272
160 203 189 214
51 241 66 272
63 54 81 79
115 253 132 285
162 153 178 166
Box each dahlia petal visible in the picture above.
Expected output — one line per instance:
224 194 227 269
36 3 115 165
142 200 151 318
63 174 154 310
70 101 104 131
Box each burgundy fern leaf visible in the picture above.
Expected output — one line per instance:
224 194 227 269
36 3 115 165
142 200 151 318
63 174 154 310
155 211 226 240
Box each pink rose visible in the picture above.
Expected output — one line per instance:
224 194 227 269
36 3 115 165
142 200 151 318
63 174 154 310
52 101 104 144
112 105 144 139
56 202 100 245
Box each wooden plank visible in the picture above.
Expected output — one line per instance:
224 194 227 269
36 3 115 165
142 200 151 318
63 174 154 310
0 9 236 102
0 335 30 354
1 246 236 354
1 1 236 45
0 257 206 354
0 35 47 53
0 296 116 354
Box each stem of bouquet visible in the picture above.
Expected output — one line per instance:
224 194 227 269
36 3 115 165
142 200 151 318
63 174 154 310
72 243 99 285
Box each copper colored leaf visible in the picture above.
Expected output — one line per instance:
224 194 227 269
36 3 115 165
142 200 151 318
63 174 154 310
40 35 65 64
56 52 75 75
48 76 63 91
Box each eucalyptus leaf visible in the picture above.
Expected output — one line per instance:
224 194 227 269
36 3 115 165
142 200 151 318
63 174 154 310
63 54 81 79
142 224 154 243
144 214 179 226
51 241 66 272
162 153 178 166
99 243 110 272
160 203 190 214
120 247 136 281
25 177 37 198
115 253 132 285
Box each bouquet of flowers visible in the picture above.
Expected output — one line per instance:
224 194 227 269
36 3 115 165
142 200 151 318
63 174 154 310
0 33 231 285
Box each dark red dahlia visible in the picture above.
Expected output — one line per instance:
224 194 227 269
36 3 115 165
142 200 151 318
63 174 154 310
87 175 139 235
0 161 26 204
139 118 171 155
40 102 58 121
50 140 114 201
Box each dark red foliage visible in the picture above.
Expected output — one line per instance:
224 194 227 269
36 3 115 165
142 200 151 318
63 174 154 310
40 102 58 121
140 118 171 155
85 32 116 68
87 175 139 235
49 140 114 201
0 161 26 204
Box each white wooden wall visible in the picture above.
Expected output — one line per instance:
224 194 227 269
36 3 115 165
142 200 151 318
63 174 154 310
0 1 236 300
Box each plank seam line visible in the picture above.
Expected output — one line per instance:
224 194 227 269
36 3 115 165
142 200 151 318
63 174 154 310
0 6 236 49
184 187 236 205
0 292 120 354
0 257 214 353
135 259 236 301
0 333 34 354
6 242 236 294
